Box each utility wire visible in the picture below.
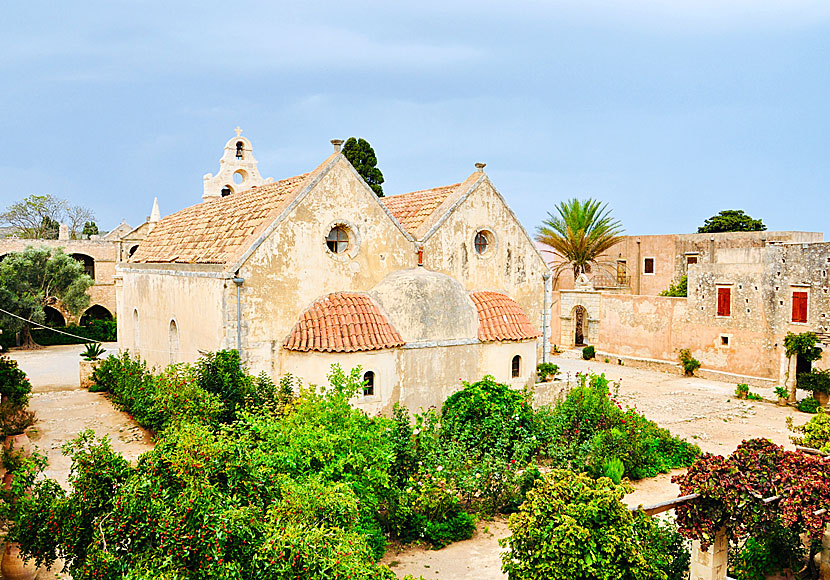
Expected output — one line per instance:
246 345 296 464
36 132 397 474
0 306 98 343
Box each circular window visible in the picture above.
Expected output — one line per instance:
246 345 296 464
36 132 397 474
326 226 350 254
474 230 491 255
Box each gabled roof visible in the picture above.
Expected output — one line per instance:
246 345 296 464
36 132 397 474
470 291 540 342
284 292 405 353
381 183 462 240
130 173 311 265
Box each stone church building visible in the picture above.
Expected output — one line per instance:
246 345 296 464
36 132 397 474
117 133 548 414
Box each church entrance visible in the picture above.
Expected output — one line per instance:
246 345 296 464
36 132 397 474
796 353 812 386
574 305 587 346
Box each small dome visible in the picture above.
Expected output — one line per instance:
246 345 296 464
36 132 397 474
370 269 478 343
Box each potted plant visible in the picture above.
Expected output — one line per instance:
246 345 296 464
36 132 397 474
797 369 830 407
775 386 789 406
735 383 749 400
79 342 106 388
536 363 559 382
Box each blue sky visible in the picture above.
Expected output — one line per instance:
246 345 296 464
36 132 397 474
1 0 829 236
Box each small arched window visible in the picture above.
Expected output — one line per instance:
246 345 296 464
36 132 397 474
363 371 375 396
133 309 140 354
169 319 179 364
221 185 233 197
511 355 521 379
236 141 244 159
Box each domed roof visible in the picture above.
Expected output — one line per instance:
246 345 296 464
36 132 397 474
370 269 478 343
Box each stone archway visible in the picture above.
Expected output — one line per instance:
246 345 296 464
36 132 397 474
573 305 587 346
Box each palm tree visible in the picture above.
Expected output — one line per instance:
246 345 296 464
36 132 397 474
536 198 625 283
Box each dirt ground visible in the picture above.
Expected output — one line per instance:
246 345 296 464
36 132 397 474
5 346 813 580
382 357 807 579
8 343 154 488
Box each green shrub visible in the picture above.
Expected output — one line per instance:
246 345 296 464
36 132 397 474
440 375 534 458
582 345 595 360
788 407 830 453
798 397 821 414
0 355 31 405
659 275 688 297
536 362 559 381
28 320 117 346
775 386 789 399
421 511 475 549
602 456 625 484
729 524 805 580
797 368 830 396
638 516 691 580
679 349 701 376
195 349 253 423
500 470 669 580
80 342 105 361
784 331 823 361
735 383 749 397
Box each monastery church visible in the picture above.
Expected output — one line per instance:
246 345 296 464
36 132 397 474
117 132 549 414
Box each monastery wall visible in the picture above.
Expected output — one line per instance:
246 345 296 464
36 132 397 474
116 266 227 370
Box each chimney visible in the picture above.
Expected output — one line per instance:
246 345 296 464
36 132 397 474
331 139 344 154
475 162 486 172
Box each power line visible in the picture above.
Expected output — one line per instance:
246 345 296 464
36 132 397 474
0 306 97 343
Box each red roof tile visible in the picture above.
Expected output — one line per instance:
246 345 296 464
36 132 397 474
131 173 311 265
470 291 540 342
381 184 460 238
284 292 406 353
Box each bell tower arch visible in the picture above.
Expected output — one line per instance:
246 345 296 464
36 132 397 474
202 127 273 202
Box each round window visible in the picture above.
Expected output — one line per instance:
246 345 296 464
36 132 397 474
326 226 350 254
474 231 491 255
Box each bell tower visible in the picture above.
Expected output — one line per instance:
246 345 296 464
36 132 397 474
202 127 273 202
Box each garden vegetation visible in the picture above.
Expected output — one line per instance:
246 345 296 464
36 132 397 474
2 351 700 579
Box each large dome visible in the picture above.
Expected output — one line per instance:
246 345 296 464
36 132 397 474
370 268 478 343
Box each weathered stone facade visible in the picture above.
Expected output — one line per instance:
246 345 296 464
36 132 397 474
118 136 549 414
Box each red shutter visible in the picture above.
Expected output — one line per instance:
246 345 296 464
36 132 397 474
792 292 808 323
717 287 731 317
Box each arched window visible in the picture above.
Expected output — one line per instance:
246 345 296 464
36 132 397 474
511 355 521 379
128 244 139 257
363 371 375 396
221 185 233 197
133 309 140 354
71 253 95 279
168 319 179 364
235 141 244 160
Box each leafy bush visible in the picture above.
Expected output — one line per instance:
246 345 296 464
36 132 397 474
729 524 804 580
735 383 749 397
582 345 595 360
797 368 830 396
440 375 534 458
679 348 701 376
29 320 117 346
0 355 31 405
195 349 253 423
660 275 688 297
640 516 691 580
536 362 559 381
500 470 669 580
775 385 789 399
798 397 820 414
601 456 624 484
784 331 823 361
788 407 830 453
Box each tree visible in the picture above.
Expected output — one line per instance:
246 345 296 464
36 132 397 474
66 205 96 239
342 137 385 197
697 210 766 233
0 247 93 348
536 198 625 282
0 195 95 239
660 275 688 297
81 221 99 239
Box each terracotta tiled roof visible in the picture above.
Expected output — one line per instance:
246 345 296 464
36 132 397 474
284 292 406 353
130 174 310 264
470 291 540 342
381 184 461 238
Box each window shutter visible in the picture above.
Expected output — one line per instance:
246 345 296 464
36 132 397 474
792 292 808 323
717 287 731 317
